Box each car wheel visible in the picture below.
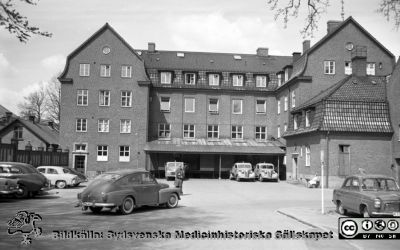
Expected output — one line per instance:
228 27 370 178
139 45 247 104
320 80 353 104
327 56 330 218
15 185 29 199
166 193 179 208
89 207 103 214
362 206 370 218
56 181 67 189
119 196 135 215
259 176 263 182
336 201 346 215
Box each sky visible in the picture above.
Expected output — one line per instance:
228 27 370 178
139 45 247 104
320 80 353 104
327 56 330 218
1 0 399 114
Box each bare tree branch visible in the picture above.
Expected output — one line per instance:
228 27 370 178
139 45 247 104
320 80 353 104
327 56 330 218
377 0 400 30
18 83 47 122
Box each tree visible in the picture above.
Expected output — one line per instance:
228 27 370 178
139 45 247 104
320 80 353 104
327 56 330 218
45 75 61 127
0 0 52 42
267 0 400 37
18 83 46 122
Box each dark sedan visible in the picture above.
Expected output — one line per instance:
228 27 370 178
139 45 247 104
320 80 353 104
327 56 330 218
0 177 19 195
78 169 181 215
333 175 400 217
0 162 51 198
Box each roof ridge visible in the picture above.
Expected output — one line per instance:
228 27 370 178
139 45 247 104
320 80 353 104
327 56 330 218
140 49 291 58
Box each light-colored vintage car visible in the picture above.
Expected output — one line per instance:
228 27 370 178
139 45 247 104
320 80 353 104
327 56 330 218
333 175 400 217
254 163 279 182
229 162 255 181
164 161 188 180
78 169 181 215
37 166 86 189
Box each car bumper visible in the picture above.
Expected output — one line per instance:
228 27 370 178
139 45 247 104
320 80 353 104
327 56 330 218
80 201 116 207
0 189 19 194
371 211 400 217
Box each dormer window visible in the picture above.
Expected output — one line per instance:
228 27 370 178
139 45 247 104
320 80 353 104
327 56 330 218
294 115 298 130
277 74 282 87
185 73 196 85
161 72 172 84
256 75 267 87
232 74 243 87
284 68 289 81
305 110 311 127
209 74 220 86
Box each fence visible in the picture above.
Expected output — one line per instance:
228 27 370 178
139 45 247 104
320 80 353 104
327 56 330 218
0 142 69 167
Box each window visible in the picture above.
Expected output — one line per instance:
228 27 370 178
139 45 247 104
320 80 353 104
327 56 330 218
79 64 90 76
305 146 311 166
345 61 352 75
98 119 109 133
119 146 130 162
256 75 267 87
184 98 195 112
74 143 87 152
277 126 281 138
121 65 132 78
120 119 131 133
158 123 171 138
232 99 242 114
99 90 110 106
231 125 243 139
256 100 266 114
97 145 108 161
100 64 111 77
284 68 289 81
277 99 281 114
367 63 375 75
76 118 87 132
209 98 219 113
160 97 170 112
284 123 287 132
121 91 132 107
294 115 298 130
161 72 172 84
184 73 196 85
209 74 220 86
13 127 23 139
48 168 58 174
183 124 195 139
277 74 282 87
339 145 350 153
207 125 219 139
232 75 243 86
255 126 266 140
291 91 296 108
77 90 88 106
305 111 311 127
284 96 288 111
324 61 335 74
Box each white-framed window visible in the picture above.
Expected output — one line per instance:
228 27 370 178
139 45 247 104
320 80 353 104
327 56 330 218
256 75 267 87
256 100 266 114
305 146 311 166
324 60 335 74
277 126 281 138
158 123 171 138
184 97 195 113
74 143 87 152
291 91 296 108
120 119 131 133
160 72 172 84
76 118 87 132
232 99 242 114
255 126 266 140
284 123 287 132
294 115 298 130
367 63 375 75
209 98 219 113
207 125 219 139
160 97 170 112
345 61 352 75
209 74 220 86
121 65 132 78
98 119 109 133
121 91 132 107
184 73 196 85
284 96 288 111
79 63 90 76
97 145 108 161
77 89 88 106
305 111 311 127
100 64 111 77
231 125 243 139
277 99 281 114
232 74 244 87
183 124 195 139
99 90 110 106
119 146 130 162
277 74 282 87
284 68 289 81
13 126 23 139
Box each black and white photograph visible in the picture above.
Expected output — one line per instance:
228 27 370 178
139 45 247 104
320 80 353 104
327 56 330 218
0 0 400 249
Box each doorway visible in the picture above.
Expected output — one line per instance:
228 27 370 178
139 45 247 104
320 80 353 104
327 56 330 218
292 157 298 180
74 155 86 174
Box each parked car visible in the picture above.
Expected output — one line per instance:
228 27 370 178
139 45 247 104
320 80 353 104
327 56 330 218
0 177 19 195
254 163 278 182
229 162 255 181
37 166 87 189
0 162 51 198
165 161 188 180
333 175 400 217
77 169 181 215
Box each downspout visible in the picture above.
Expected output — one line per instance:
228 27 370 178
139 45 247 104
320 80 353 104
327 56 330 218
325 131 330 188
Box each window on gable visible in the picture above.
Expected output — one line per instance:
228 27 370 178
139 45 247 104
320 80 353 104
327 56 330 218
77 89 88 106
119 146 130 162
207 125 219 139
100 64 111 77
79 64 90 76
184 97 195 112
98 119 109 133
367 63 375 75
232 99 242 114
345 61 352 75
99 90 110 106
121 91 132 107
209 74 220 86
232 74 244 87
256 75 267 87
160 72 172 84
231 125 243 139
158 123 171 138
184 73 196 85
121 65 132 78
13 126 23 139
256 100 266 114
324 61 335 74
97 145 108 161
160 97 170 112
183 124 195 139
255 126 266 140
209 98 219 113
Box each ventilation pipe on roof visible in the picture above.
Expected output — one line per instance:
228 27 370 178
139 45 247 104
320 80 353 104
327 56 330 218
5 112 12 123
327 20 341 34
292 52 301 63
256 47 269 57
303 40 310 53
28 115 35 123
148 42 156 53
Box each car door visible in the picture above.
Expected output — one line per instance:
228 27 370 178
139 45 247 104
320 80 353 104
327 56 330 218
336 177 352 211
46 168 59 185
139 173 159 205
347 177 362 212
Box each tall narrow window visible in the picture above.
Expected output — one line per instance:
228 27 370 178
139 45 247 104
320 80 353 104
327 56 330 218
99 90 110 106
97 145 108 161
305 111 311 127
255 126 266 140
209 98 219 113
98 119 109 133
367 63 375 75
256 100 266 114
184 98 195 113
76 118 87 132
284 96 288 111
277 74 282 87
344 61 352 75
119 146 130 162
294 115 298 130
277 126 281 138
256 76 267 87
100 64 111 77
324 60 335 74
284 68 289 81
232 75 243 87
120 119 131 133
291 91 296 108
184 73 196 85
207 125 219 139
305 146 311 166
232 99 242 114
277 99 281 114
183 124 195 139
160 72 172 84
209 74 220 86
284 123 287 132
158 123 171 138
121 65 132 78
77 90 88 106
231 125 243 139
79 64 90 76
160 97 170 112
121 91 132 107
13 127 23 139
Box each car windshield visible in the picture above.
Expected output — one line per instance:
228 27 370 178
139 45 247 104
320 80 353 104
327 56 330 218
237 164 252 169
166 162 183 171
362 178 400 191
89 173 121 186
260 165 274 169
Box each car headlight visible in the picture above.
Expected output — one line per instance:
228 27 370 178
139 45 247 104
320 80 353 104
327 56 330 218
101 192 107 202
374 198 381 209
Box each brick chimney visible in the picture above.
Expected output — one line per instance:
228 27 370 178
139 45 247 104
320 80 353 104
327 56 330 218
148 42 156 53
303 40 310 53
28 115 35 123
256 47 269 57
48 121 54 129
351 46 367 77
5 112 12 123
327 20 341 34
292 52 301 63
